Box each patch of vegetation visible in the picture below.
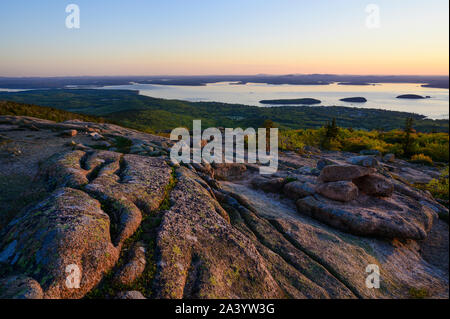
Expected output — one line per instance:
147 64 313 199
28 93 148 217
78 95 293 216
0 100 103 123
410 154 434 166
416 167 449 210
112 136 133 154
408 287 430 299
279 120 449 163
285 177 297 183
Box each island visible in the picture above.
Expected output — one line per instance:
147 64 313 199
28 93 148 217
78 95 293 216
260 98 321 105
396 94 428 99
339 97 367 103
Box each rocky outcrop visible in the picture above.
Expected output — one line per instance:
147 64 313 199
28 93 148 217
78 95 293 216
0 116 448 299
0 188 119 299
153 167 284 299
85 153 172 247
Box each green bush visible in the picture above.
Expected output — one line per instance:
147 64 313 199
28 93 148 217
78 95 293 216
410 154 433 165
279 127 448 164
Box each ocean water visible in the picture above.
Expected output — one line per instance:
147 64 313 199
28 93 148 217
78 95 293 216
100 82 449 120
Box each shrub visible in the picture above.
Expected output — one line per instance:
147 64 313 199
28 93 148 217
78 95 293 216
410 154 433 165
416 167 449 208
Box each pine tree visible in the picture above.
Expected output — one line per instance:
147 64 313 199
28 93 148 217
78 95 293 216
402 117 416 157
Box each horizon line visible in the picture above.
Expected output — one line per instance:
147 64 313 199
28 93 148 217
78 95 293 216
1 73 449 79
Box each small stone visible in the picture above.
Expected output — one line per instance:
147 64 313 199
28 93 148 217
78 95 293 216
61 129 77 137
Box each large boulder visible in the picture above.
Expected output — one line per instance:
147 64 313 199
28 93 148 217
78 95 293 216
353 174 394 197
315 181 359 202
319 165 376 182
296 193 437 240
0 188 119 299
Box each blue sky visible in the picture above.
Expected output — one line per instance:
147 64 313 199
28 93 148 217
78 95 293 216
0 0 448 76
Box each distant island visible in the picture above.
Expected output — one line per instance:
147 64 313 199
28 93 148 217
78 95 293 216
396 94 430 99
338 82 374 86
260 98 321 105
339 97 367 103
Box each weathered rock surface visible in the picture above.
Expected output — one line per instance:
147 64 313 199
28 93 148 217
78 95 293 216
0 188 119 299
154 167 284 299
296 193 437 239
85 153 172 246
219 181 448 299
315 181 359 202
0 116 448 299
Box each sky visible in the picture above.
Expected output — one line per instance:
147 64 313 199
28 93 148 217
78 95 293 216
0 0 448 77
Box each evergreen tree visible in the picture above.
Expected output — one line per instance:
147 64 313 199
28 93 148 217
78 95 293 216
402 117 416 157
